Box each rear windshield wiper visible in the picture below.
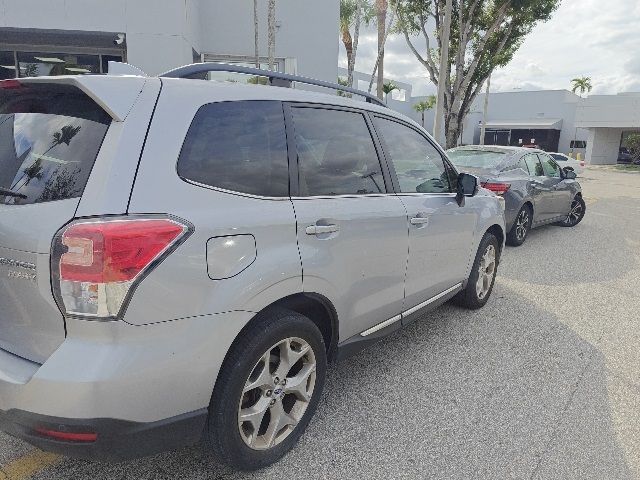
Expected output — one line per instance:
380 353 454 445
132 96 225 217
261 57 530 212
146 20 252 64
0 187 27 199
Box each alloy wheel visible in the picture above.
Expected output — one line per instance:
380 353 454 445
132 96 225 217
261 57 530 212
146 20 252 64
475 244 496 300
238 337 317 450
515 209 529 241
564 199 583 226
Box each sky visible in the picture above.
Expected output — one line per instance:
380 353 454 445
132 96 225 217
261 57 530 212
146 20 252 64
339 0 640 98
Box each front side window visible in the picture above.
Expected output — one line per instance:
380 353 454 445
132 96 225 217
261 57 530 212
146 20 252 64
524 154 544 177
291 107 385 196
177 101 289 197
539 154 560 178
0 83 111 205
375 117 452 193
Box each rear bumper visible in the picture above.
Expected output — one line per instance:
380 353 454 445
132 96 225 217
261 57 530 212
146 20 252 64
0 408 207 462
0 311 254 460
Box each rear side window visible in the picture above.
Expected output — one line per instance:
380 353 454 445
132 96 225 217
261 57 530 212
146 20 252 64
291 107 385 196
524 154 544 176
177 101 289 197
0 82 111 205
375 117 452 194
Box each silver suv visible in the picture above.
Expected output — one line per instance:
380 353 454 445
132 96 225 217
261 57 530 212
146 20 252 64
0 65 505 470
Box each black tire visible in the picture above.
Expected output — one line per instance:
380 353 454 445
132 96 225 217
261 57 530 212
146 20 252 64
506 204 532 246
557 195 585 227
453 232 500 310
205 308 327 471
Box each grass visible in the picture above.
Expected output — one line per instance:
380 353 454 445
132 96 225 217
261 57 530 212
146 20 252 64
614 164 640 172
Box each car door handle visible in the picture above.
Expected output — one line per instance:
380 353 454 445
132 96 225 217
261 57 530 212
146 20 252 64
410 216 430 226
305 224 339 235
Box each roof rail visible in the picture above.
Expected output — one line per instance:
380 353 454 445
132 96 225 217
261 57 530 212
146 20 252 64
159 63 387 107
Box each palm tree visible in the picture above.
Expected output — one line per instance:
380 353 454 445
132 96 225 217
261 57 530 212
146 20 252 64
571 77 592 97
382 81 399 104
375 0 388 100
267 0 276 71
413 95 436 127
253 0 260 68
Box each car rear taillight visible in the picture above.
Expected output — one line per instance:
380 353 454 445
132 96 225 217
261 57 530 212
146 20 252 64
580 161 585 167
481 182 511 196
52 216 193 320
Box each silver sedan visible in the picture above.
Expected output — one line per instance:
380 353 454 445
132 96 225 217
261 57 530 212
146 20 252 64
447 146 585 246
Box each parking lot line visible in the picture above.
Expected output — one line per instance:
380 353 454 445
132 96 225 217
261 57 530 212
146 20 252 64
0 450 60 480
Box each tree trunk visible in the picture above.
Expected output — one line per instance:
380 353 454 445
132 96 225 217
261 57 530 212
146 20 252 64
375 0 387 100
421 111 425 127
267 0 276 71
342 27 354 80
253 0 259 68
347 0 363 89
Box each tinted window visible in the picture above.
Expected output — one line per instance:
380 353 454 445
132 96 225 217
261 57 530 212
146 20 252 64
524 154 544 176
448 149 506 169
550 153 567 162
518 157 530 174
292 108 384 196
375 117 452 193
178 101 289 197
0 83 110 205
539 154 560 178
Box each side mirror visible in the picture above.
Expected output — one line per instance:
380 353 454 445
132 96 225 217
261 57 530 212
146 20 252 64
563 167 577 180
456 172 477 207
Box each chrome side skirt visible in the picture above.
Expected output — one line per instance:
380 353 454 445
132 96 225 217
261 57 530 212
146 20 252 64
359 282 463 337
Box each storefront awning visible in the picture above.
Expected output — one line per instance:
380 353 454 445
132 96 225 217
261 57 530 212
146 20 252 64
485 118 563 130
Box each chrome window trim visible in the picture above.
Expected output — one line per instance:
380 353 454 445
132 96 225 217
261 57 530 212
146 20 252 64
180 177 291 201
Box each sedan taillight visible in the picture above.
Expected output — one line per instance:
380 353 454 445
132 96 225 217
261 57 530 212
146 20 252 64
51 216 192 320
481 182 511 196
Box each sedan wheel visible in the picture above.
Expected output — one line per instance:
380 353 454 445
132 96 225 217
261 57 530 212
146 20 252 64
560 196 586 227
514 209 530 242
475 244 496 300
507 205 532 246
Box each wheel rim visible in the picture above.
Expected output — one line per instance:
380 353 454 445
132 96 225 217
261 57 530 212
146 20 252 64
564 199 583 225
238 337 317 450
475 244 496 300
515 209 529 241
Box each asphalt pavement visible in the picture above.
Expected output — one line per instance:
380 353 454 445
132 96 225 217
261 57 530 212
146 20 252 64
1 167 639 480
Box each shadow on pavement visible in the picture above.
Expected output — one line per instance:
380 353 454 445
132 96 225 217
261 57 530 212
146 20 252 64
32 287 633 479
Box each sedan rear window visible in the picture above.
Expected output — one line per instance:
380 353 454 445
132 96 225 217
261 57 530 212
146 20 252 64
447 149 505 169
0 82 111 205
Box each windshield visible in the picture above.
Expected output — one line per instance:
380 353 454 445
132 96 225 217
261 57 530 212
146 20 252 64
447 149 506 169
0 82 110 205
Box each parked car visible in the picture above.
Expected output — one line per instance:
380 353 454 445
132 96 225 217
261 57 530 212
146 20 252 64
548 152 585 175
447 145 585 247
617 147 640 165
0 66 506 471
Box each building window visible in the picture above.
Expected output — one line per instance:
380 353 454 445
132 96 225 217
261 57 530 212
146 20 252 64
0 49 122 78
570 140 587 149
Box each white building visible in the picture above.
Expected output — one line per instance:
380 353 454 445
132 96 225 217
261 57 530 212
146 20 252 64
576 92 640 165
0 0 339 82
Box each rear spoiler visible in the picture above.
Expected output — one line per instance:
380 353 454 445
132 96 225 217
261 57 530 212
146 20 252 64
16 75 147 122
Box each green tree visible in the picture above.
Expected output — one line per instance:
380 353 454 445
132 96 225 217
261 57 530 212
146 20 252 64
571 76 592 97
382 80 399 103
341 0 374 88
625 133 640 161
396 0 560 148
413 94 436 127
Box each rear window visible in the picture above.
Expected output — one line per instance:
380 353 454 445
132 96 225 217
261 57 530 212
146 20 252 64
550 154 567 161
0 82 111 205
447 149 505 169
177 101 289 197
